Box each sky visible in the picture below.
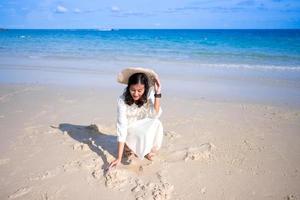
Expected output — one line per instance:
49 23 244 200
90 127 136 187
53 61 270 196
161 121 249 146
0 0 299 29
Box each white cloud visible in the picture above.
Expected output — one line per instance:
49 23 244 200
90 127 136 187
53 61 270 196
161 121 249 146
74 8 81 13
111 6 120 12
55 5 68 13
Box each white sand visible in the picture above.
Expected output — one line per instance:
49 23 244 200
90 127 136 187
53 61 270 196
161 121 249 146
0 84 299 200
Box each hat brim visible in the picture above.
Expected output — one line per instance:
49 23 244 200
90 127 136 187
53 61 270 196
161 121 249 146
117 67 159 86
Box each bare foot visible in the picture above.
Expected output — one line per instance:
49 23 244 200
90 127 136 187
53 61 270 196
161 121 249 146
124 144 134 158
124 150 133 158
145 152 155 161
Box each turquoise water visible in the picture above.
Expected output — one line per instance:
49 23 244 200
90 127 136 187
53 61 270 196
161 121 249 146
0 29 300 106
1 29 300 68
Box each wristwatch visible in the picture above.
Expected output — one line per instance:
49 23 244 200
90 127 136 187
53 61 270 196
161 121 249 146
154 93 162 98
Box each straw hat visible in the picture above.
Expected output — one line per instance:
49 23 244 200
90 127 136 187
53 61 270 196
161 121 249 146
117 67 159 86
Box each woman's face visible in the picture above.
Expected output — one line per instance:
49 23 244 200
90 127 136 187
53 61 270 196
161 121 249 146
129 83 145 101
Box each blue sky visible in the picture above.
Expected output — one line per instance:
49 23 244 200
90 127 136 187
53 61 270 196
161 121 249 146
0 0 299 29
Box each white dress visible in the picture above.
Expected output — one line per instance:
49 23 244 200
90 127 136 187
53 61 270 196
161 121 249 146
117 88 163 159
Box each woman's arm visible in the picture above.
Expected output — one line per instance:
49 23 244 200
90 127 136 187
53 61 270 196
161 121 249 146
108 142 124 170
154 77 162 113
108 97 127 170
117 142 125 159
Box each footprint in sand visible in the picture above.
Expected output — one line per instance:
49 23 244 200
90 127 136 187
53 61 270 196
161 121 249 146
102 142 212 199
131 175 174 200
62 160 84 172
104 168 132 189
151 182 174 200
166 142 215 162
8 187 32 199
103 160 174 199
91 169 102 179
131 179 149 200
29 169 59 181
164 130 181 140
286 194 297 200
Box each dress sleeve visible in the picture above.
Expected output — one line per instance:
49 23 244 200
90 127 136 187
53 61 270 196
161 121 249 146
148 87 162 118
117 96 128 142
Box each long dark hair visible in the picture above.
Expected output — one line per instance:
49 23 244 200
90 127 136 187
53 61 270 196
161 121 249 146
123 73 149 107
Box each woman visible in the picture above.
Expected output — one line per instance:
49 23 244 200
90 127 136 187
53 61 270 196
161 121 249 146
108 67 163 169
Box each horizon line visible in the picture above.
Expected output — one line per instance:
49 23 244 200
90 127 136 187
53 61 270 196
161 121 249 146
1 28 300 30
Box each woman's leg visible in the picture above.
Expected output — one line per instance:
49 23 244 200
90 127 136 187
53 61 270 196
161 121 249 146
145 120 163 161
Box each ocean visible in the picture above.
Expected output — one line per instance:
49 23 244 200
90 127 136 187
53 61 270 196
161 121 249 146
1 29 300 67
0 29 300 105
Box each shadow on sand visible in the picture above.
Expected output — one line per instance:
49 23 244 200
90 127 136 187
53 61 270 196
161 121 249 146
55 123 119 174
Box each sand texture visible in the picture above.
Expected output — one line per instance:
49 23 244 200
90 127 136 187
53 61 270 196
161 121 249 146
0 84 300 200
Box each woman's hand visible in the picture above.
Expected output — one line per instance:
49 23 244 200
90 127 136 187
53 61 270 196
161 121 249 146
108 158 121 170
154 77 161 94
106 142 125 171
